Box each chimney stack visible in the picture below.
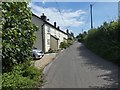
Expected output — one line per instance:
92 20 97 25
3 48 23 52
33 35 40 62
66 29 69 34
57 26 60 29
54 22 56 27
41 13 47 21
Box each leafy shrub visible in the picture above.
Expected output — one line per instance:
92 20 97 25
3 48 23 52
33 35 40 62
59 38 74 49
67 39 74 47
2 62 43 89
76 31 87 42
48 48 54 53
59 41 68 49
22 65 41 81
78 38 82 42
2 2 38 72
47 48 60 53
84 20 120 66
2 72 34 89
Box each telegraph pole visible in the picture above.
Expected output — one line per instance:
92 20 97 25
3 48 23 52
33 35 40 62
82 29 83 33
90 4 93 29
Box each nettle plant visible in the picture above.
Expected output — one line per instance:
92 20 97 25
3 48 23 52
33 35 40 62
2 2 38 72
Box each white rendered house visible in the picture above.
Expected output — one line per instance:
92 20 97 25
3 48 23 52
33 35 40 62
32 13 68 52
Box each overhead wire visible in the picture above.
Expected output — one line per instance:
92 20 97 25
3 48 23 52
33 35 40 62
41 0 46 15
79 4 90 33
68 3 96 33
54 0 66 29
79 2 96 33
92 2 96 6
63 3 91 31
41 1 96 33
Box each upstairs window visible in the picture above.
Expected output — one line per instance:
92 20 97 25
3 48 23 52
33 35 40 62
47 39 50 45
48 28 50 34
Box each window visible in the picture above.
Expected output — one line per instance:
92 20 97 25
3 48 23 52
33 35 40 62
47 39 50 45
48 28 50 34
59 33 60 37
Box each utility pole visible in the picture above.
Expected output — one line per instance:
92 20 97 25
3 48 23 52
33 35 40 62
90 4 93 29
82 29 83 33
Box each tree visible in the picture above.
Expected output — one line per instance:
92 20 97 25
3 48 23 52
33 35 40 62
76 31 87 42
2 2 38 72
0 2 2 36
70 32 74 38
59 41 67 49
84 19 120 66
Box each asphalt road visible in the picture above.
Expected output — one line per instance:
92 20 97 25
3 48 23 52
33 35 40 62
43 42 119 88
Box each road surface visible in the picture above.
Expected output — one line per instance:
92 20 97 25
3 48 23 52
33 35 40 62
43 42 119 88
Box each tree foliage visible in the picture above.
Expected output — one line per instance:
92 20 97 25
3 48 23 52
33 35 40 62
2 61 43 89
2 2 38 72
83 20 120 66
59 38 74 49
76 31 87 42
59 41 68 49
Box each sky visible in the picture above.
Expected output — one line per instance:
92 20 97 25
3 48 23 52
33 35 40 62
29 1 118 36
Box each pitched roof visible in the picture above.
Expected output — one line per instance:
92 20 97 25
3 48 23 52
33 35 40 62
50 34 59 40
32 13 68 35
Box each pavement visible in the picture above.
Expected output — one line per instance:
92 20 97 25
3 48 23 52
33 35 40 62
34 53 58 70
42 42 119 88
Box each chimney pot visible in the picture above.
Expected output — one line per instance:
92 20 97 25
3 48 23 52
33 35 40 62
54 22 56 27
66 29 69 33
41 13 47 21
57 26 60 29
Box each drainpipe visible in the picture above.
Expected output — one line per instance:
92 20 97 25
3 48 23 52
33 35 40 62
41 23 45 53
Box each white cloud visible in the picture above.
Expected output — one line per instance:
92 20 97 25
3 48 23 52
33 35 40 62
29 2 86 30
42 0 46 4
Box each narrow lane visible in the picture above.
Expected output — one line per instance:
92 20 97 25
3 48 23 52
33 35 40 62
43 42 119 88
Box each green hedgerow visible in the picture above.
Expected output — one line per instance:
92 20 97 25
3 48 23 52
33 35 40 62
2 62 43 89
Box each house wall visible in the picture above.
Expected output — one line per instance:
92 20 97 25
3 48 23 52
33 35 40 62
32 15 44 50
48 27 68 49
32 14 68 53
58 32 68 48
46 26 59 51
44 25 50 52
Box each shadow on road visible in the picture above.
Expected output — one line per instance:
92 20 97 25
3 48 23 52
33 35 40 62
77 42 119 88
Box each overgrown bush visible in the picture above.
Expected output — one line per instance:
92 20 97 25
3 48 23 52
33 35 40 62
67 38 74 47
2 2 38 72
2 2 43 89
2 61 43 89
59 41 68 49
76 32 87 42
47 48 60 53
59 38 74 49
84 20 120 66
48 48 54 53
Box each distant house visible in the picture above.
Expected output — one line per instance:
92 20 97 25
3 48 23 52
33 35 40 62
32 13 68 52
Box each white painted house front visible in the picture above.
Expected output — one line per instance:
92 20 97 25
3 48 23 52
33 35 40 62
32 13 68 52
